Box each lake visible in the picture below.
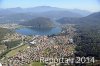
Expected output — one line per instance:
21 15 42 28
15 27 61 35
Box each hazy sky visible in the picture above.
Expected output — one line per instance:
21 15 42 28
0 0 100 12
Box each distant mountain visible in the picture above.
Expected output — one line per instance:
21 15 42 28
26 6 64 13
57 12 100 26
0 6 91 24
21 17 54 28
79 12 100 25
69 9 91 16
0 10 82 24
57 17 78 24
0 13 34 24
0 6 91 15
38 10 82 19
84 12 100 19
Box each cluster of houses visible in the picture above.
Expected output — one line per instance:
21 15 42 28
1 34 75 66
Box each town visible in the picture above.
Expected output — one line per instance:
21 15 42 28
0 23 76 66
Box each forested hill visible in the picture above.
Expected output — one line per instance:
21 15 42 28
20 17 55 28
57 12 100 25
73 12 100 61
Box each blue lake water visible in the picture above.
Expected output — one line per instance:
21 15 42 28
15 27 61 35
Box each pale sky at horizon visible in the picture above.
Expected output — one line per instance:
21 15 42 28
0 0 100 12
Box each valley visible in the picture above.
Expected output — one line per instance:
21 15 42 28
0 5 100 66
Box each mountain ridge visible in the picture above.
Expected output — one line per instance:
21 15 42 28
0 6 92 24
57 12 100 25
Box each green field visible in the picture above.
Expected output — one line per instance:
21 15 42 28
6 44 28 57
23 62 45 66
31 62 45 66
